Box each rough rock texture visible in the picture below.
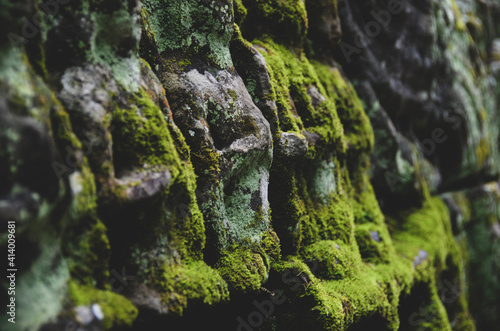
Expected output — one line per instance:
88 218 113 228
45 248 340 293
0 0 499 330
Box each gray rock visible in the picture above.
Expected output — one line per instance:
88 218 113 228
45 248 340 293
276 132 308 159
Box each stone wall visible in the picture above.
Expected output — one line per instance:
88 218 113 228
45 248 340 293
0 0 498 330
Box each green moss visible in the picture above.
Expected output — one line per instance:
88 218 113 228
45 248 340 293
178 58 192 68
267 193 468 329
450 0 467 32
313 265 404 330
252 37 344 149
214 230 280 292
65 218 111 287
113 91 204 255
137 64 193 165
154 260 229 315
235 16 475 327
230 25 281 136
191 145 221 184
36 2 479 330
241 0 308 45
163 164 206 260
301 240 360 280
268 256 404 330
112 89 182 175
216 246 268 293
49 95 85 166
253 35 378 268
401 279 452 331
71 163 99 216
312 63 374 156
48 87 112 289
106 83 227 317
68 281 138 329
475 137 490 166
268 155 308 255
354 223 393 264
300 177 356 247
260 230 282 262
387 195 457 273
266 117 468 329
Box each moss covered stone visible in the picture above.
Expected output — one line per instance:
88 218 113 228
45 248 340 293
69 281 138 329
1 0 496 329
216 246 268 293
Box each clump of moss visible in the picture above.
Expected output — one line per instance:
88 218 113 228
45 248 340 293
312 64 374 157
68 281 138 330
301 240 359 280
241 0 308 46
112 89 182 176
450 0 467 32
387 195 457 273
216 246 268 293
252 37 344 150
354 223 393 264
64 217 111 288
112 87 208 249
398 279 452 331
260 230 281 262
108 85 206 259
154 260 229 315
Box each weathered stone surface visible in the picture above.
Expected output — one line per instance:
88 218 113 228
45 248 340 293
0 0 499 330
335 0 499 206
